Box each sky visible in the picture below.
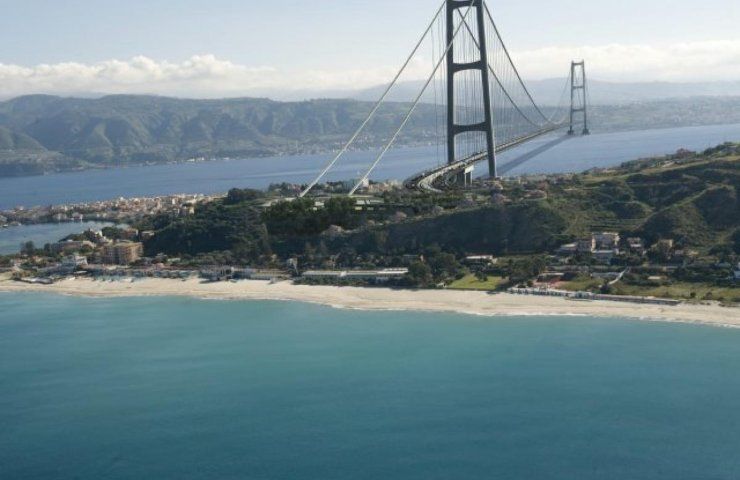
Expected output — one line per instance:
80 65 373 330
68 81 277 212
0 0 739 98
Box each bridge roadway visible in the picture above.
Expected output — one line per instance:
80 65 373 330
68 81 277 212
405 123 567 192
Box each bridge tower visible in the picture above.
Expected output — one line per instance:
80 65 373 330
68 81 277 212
446 0 497 180
568 61 590 135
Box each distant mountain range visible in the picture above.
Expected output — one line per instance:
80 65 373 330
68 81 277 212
1 93 740 178
0 95 439 177
348 79 740 106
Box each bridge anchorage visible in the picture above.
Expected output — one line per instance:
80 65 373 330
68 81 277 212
300 0 591 197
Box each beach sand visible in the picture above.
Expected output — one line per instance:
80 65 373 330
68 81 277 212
1 275 738 327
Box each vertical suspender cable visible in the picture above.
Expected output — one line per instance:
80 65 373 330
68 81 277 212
299 0 447 198
349 0 477 196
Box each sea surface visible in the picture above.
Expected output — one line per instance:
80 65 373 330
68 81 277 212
1 293 739 479
0 221 113 255
0 123 739 209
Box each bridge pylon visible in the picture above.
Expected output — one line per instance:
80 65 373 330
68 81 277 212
568 60 590 135
446 0 496 181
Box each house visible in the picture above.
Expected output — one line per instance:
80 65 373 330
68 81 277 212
464 255 497 267
200 266 234 282
51 240 96 254
557 243 578 256
734 263 740 281
593 232 620 250
593 250 618 265
626 237 645 255
537 272 565 284
62 254 88 268
576 238 596 253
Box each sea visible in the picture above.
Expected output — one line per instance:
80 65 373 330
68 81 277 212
0 122 739 210
1 293 739 479
2 124 740 478
0 221 113 255
3 122 738 254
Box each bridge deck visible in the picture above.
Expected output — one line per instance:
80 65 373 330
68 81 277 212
405 124 566 192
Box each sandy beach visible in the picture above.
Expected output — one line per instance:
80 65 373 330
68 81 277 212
1 275 738 327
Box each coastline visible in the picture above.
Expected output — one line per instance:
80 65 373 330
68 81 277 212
1 276 737 327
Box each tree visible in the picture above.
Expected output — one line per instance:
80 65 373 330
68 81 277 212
733 228 740 255
225 188 263 205
427 252 463 282
20 241 36 256
507 256 547 285
406 261 432 287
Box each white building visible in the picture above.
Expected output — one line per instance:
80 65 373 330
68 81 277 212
593 232 620 250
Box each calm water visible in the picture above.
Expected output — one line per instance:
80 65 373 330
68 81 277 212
1 293 739 479
0 221 113 255
1 123 739 209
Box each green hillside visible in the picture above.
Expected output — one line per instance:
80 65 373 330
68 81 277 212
0 94 439 176
141 144 740 265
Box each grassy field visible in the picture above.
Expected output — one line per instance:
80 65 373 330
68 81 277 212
611 282 740 303
448 274 507 291
558 275 604 292
557 275 739 302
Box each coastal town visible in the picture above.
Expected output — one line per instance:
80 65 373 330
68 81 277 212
2 197 738 308
1 144 739 308
0 193 212 227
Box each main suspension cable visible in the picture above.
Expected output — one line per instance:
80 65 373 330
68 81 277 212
299 0 448 198
348 0 477 196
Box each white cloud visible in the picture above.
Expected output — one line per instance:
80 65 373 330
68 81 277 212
513 40 740 82
1 40 740 100
0 54 406 99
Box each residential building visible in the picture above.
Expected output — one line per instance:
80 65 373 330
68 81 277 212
576 238 596 253
593 250 618 265
593 232 620 250
51 240 96 254
557 243 578 256
62 254 88 268
464 255 497 267
101 242 144 265
626 237 646 255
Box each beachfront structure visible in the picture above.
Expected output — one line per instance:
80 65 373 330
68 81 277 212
302 269 408 283
508 286 681 306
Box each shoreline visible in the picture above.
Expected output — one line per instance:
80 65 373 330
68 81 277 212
1 276 738 328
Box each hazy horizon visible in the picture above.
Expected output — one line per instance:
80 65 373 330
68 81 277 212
1 0 739 99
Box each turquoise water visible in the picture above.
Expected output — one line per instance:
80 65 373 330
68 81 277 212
0 221 113 255
1 293 740 479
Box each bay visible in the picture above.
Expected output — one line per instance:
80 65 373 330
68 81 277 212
1 293 739 479
0 221 113 255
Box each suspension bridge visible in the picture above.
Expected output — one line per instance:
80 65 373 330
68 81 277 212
301 0 590 197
